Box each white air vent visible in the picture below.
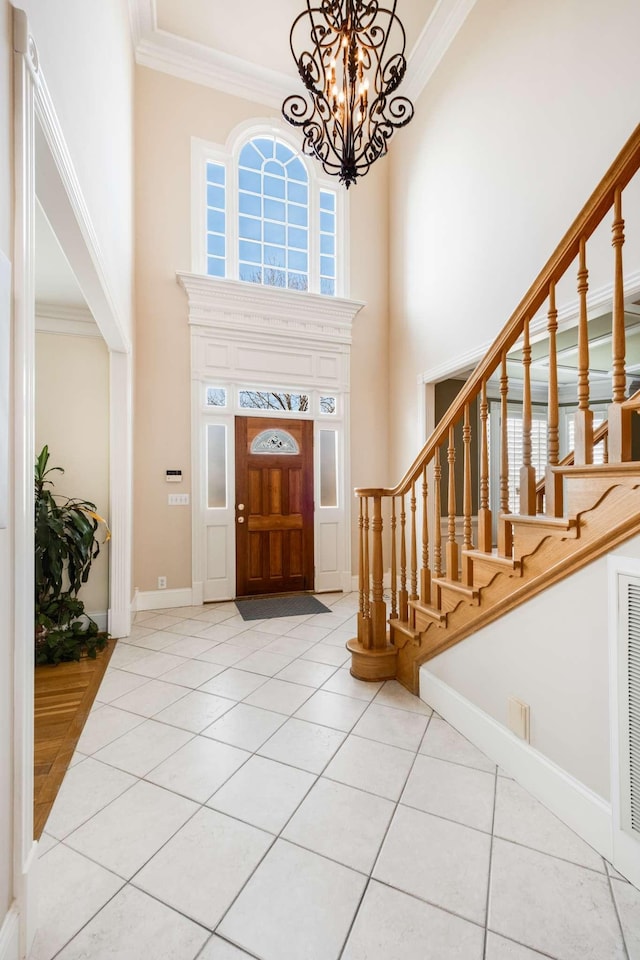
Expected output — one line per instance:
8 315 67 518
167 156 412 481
618 576 640 838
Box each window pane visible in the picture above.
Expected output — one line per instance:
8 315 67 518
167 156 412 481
263 267 286 287
239 192 261 217
288 272 308 291
207 209 225 233
321 278 335 296
206 162 225 185
264 221 286 245
239 262 261 283
207 233 225 256
287 157 307 182
320 211 335 233
320 430 338 507
287 181 308 205
264 159 284 175
239 168 261 193
288 250 308 272
240 390 309 412
254 137 275 159
264 198 286 222
288 226 307 250
239 240 261 263
264 244 285 268
276 141 296 164
206 387 227 407
320 190 336 212
320 396 337 414
239 143 263 170
207 184 225 208
207 256 225 278
288 204 308 227
320 256 335 278
239 216 261 241
264 175 286 199
207 424 227 509
321 234 335 255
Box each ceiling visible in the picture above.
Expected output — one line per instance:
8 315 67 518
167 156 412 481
131 0 474 107
35 201 87 310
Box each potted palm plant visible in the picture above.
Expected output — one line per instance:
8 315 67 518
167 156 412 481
34 445 109 664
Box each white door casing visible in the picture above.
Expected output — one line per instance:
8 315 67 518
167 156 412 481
178 272 363 600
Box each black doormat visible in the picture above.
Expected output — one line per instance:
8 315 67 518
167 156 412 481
235 595 332 621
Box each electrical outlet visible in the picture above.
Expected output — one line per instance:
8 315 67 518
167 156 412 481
157 576 167 589
168 493 190 505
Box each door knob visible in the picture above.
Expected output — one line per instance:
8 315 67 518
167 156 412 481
237 516 245 523
237 503 245 511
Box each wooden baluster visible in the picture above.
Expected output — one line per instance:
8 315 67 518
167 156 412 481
362 496 370 646
545 281 563 517
399 494 408 622
370 495 387 649
604 433 609 464
446 425 459 580
574 237 593 465
390 497 398 621
519 316 537 515
410 481 418 600
420 464 431 604
434 447 442 578
462 404 473 584
477 380 492 552
609 187 631 462
497 351 513 557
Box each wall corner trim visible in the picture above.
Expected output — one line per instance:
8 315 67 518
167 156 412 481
0 908 19 960
419 668 613 860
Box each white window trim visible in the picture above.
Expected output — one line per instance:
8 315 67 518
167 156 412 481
191 118 350 298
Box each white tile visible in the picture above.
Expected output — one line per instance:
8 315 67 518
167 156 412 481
323 734 416 801
374 804 491 925
134 807 273 930
611 878 640 960
218 840 366 960
253 618 301 637
225 629 274 650
275 659 338 687
294 690 368 732
342 880 485 960
196 644 252 667
68 751 86 767
320 630 355 648
306 611 352 627
140 613 185 630
163 622 217 641
261 636 316 657
65 780 198 879
75 705 145 755
193 604 238 623
120 650 187 679
419 717 495 773
155 658 227 689
197 623 253 643
55 884 208 960
94 669 149 704
208 755 315 833
485 933 550 959
243 678 314 715
37 833 58 857
127 620 155 635
285 623 334 642
202 703 287 752
373 680 433 715
44 758 136 840
108 642 148 668
161 635 221 658
258 718 346 773
200 668 268 700
283 778 394 873
153 689 235 732
401 754 496 832
322 670 383 701
125 629 187 651
494 777 604 871
489 838 626 960
234 650 294 676
147 737 250 803
352 703 429 751
29 844 123 960
300 644 350 667
198 936 254 959
110 677 189 717
92 719 193 777
607 860 630 882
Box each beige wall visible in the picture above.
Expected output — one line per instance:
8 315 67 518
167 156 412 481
388 0 640 475
427 533 640 800
35 331 110 617
0 0 13 926
134 66 390 591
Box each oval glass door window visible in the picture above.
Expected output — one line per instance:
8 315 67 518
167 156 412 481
250 429 299 455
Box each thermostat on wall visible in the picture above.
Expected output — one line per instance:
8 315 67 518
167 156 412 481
166 470 182 482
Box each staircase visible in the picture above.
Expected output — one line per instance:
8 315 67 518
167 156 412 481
348 123 640 695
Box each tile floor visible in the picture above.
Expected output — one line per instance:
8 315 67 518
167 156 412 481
31 593 640 960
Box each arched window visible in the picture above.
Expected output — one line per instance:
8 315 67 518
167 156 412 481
193 125 344 297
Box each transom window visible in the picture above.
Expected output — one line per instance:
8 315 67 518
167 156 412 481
193 126 344 297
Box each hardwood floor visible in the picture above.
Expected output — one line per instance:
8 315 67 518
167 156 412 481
33 640 115 839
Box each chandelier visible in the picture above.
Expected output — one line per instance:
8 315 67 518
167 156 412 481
282 1 414 188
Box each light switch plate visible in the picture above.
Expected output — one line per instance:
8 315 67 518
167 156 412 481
168 493 190 506
507 697 530 742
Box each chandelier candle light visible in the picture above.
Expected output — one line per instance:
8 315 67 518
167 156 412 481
283 0 414 188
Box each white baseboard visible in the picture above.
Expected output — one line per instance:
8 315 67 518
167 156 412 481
419 668 613 861
0 908 19 960
86 610 107 631
134 587 194 612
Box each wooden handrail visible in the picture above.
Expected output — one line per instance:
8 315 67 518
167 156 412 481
355 123 640 499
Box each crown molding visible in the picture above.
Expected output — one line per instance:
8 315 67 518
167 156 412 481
130 0 475 108
177 272 363 345
35 302 102 338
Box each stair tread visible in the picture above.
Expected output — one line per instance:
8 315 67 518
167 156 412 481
431 577 480 599
408 599 447 623
461 549 521 571
503 513 577 530
389 618 420 638
549 462 640 477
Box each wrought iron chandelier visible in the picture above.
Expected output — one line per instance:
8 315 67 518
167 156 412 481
282 1 414 188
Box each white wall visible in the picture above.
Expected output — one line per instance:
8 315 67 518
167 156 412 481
426 533 640 800
35 331 110 619
388 0 640 474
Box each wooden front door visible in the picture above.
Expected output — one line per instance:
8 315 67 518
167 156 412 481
235 417 314 597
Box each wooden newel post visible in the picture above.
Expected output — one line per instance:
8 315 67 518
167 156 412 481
357 496 370 648
608 187 632 463
370 496 387 649
399 493 408 621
